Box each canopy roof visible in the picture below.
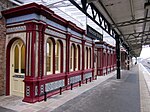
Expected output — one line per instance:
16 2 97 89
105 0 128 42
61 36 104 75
93 0 150 57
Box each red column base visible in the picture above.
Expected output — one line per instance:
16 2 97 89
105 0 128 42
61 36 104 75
23 78 41 103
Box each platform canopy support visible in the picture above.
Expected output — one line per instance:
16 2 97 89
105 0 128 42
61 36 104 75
116 34 121 79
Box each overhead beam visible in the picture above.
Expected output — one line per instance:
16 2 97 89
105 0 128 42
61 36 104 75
112 17 150 28
68 0 131 52
127 39 141 42
123 30 150 36
68 0 117 38
126 35 148 41
130 47 142 51
94 0 130 50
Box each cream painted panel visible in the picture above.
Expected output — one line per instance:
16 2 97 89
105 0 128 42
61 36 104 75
6 32 26 47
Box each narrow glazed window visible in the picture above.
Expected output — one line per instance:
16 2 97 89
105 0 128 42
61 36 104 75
86 47 88 69
77 45 80 70
89 48 91 68
84 47 86 69
70 44 74 71
13 39 25 74
21 45 25 73
75 46 77 70
70 44 76 71
55 41 62 73
14 45 19 73
46 39 53 74
70 45 73 70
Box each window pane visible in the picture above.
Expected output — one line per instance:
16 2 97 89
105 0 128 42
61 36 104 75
75 46 77 70
21 45 25 73
89 49 91 68
70 45 73 69
46 57 50 71
14 45 19 73
84 47 86 69
55 41 60 71
46 42 52 72
86 48 88 69
78 46 80 70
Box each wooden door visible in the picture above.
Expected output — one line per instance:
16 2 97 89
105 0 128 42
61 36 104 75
10 39 25 97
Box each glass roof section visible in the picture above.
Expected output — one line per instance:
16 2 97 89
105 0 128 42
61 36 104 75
9 0 115 46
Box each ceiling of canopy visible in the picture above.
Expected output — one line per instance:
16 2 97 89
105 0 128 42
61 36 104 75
92 0 150 57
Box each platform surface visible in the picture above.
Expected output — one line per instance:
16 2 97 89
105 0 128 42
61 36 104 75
0 64 150 112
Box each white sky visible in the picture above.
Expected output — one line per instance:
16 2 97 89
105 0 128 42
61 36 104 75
140 46 150 59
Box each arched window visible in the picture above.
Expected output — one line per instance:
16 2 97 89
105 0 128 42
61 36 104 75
85 47 88 69
14 45 19 73
89 48 91 68
70 44 75 71
21 45 25 73
55 41 61 73
77 45 80 70
46 39 53 74
75 46 77 70
13 39 25 74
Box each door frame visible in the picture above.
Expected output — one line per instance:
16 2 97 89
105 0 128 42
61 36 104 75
6 38 25 96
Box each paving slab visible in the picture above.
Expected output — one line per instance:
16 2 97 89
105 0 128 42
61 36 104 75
1 65 150 112
0 71 116 112
0 106 16 112
52 67 140 112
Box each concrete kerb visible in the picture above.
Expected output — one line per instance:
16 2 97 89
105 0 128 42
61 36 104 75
139 63 150 93
138 63 150 112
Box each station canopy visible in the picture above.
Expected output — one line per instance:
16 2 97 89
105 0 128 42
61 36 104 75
4 0 150 57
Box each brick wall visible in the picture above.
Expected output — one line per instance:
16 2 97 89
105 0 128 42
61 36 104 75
0 18 6 95
0 0 18 96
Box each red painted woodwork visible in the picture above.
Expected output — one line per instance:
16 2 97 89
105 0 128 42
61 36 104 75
65 33 71 87
92 42 95 79
3 3 117 103
77 45 81 70
38 22 47 78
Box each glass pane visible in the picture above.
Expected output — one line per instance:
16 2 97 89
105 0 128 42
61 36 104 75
70 46 73 69
46 57 50 71
55 41 60 71
89 49 91 68
56 57 59 70
86 48 88 69
56 42 59 56
47 43 49 54
75 47 77 69
21 45 25 73
78 46 80 70
46 42 52 72
14 45 19 73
